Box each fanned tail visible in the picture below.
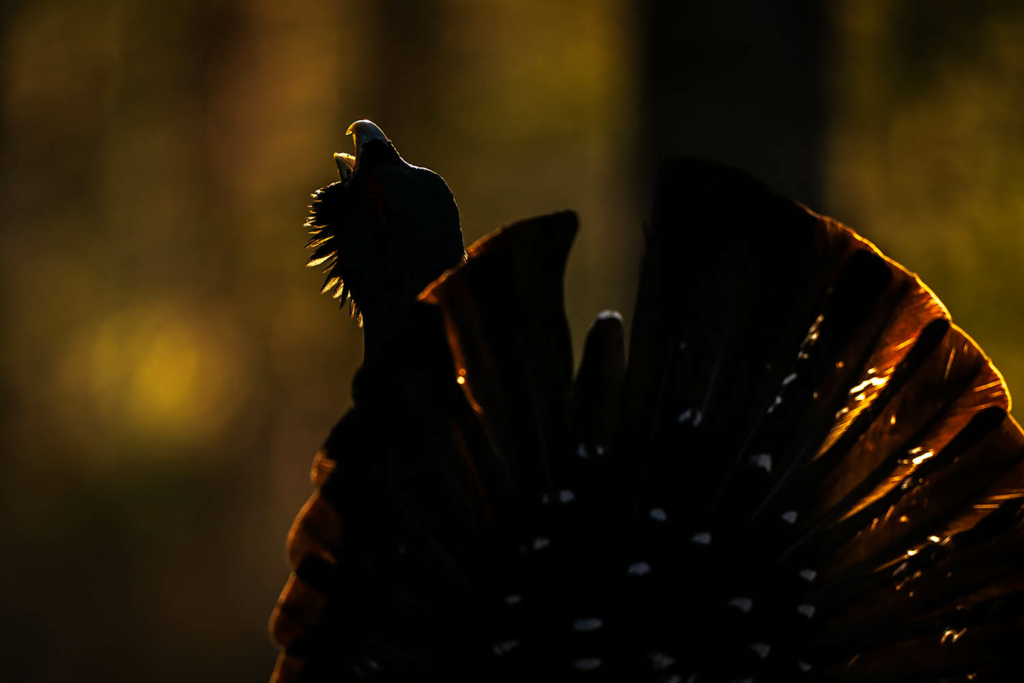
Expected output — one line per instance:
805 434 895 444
271 160 1024 681
619 159 1024 679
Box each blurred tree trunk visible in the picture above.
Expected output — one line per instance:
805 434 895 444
641 0 827 211
357 0 448 150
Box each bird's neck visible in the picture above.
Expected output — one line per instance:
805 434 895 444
361 301 418 368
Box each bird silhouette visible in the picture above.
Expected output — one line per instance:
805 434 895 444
304 120 466 364
270 122 1024 682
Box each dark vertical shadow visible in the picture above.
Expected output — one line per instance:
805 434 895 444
640 0 828 211
359 0 448 141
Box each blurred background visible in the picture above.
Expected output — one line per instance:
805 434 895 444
2 0 1023 680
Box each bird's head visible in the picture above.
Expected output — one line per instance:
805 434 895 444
303 120 466 355
332 120 399 180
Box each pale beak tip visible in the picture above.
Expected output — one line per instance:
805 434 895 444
345 120 371 136
334 152 355 179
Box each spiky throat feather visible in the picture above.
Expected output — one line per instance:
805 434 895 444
305 181 363 325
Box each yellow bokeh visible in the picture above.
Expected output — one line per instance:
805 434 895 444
51 305 250 461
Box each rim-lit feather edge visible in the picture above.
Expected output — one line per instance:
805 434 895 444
305 181 363 326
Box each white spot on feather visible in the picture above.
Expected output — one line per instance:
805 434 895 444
628 562 651 576
691 531 711 545
573 617 602 632
492 640 520 656
728 596 753 613
648 652 674 670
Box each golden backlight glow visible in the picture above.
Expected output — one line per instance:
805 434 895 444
128 321 201 424
55 306 248 457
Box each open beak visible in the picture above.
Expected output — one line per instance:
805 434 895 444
334 152 355 180
334 120 391 180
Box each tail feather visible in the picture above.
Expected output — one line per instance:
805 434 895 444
420 211 579 512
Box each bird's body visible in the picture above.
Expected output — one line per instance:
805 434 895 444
272 124 1024 681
